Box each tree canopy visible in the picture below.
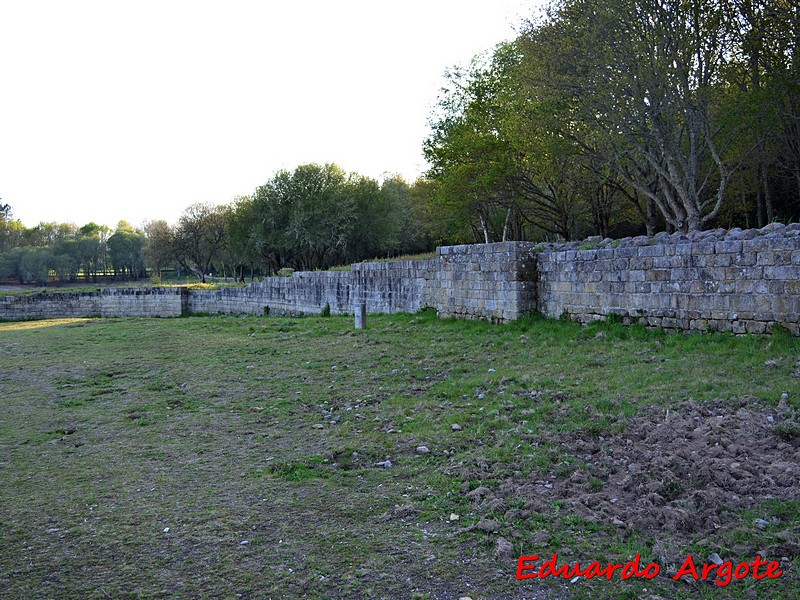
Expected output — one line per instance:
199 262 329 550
422 0 800 238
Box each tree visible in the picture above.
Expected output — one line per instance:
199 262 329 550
379 176 433 256
107 221 146 280
537 0 744 232
0 204 26 254
423 46 522 243
172 203 228 282
250 164 356 271
142 220 175 278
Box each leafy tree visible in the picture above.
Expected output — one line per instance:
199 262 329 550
250 164 356 271
107 222 146 280
0 204 26 254
76 222 110 282
531 0 745 232
142 220 175 278
423 46 522 243
225 197 263 281
172 203 228 282
379 176 433 256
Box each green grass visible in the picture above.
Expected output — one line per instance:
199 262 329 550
0 312 798 599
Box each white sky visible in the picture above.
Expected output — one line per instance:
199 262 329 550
1 0 542 230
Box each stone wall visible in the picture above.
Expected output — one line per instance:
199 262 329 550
428 242 537 322
183 246 535 322
187 271 354 316
1 225 798 334
0 287 182 320
536 224 800 334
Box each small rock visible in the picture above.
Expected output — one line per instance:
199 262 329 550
488 368 496 373
373 460 393 468
611 518 626 527
476 519 501 532
416 446 430 454
496 537 514 557
781 392 789 399
449 513 460 521
163 528 170 533
466 486 493 500
240 540 250 546
708 553 724 566
451 423 462 431
249 406 264 412
312 424 324 429
764 360 778 368
459 597 474 600
755 519 769 530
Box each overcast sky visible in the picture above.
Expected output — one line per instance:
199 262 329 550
1 0 542 229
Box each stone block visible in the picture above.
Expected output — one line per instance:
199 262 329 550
638 245 665 257
714 240 743 254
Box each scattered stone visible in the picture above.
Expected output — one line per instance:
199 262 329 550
466 486 493 500
475 519 501 532
495 537 514 557
611 517 626 527
488 368 496 373
764 360 778 368
373 460 393 469
163 528 170 533
451 423 462 431
240 540 250 546
381 504 419 521
708 553 724 566
449 513 460 521
415 445 430 454
312 424 324 429
249 406 264 412
755 519 770 529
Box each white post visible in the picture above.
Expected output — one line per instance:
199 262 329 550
355 302 367 329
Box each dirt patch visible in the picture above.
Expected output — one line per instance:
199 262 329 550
476 396 799 576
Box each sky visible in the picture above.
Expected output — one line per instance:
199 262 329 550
1 0 543 229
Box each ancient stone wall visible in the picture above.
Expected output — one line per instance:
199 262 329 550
1 225 798 334
187 271 354 316
183 246 537 322
536 224 800 334
0 287 182 320
429 242 538 322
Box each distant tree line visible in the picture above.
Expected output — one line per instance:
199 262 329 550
0 166 432 284
0 206 146 284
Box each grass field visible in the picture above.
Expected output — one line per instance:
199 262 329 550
1 312 798 599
